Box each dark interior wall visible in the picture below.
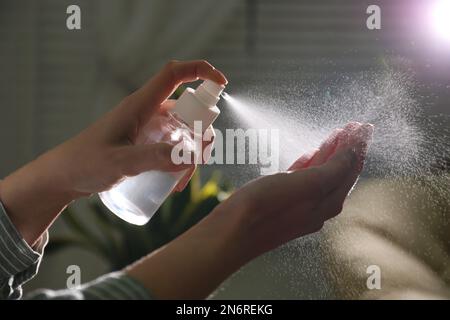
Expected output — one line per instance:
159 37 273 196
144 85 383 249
0 0 97 176
1 0 448 177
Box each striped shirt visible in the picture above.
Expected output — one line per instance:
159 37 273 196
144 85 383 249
0 201 151 300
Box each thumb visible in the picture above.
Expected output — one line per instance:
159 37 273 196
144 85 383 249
120 143 191 177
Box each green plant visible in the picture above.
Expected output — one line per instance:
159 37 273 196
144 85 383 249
46 170 232 271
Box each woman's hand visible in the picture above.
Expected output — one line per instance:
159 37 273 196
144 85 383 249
126 122 373 299
0 60 227 245
48 60 226 196
215 122 373 260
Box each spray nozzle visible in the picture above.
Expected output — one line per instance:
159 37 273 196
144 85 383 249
194 80 225 107
220 91 230 100
171 79 224 129
201 80 225 96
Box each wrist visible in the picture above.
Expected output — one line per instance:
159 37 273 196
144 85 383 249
206 197 272 265
27 150 77 203
125 205 251 299
200 204 253 267
0 152 75 245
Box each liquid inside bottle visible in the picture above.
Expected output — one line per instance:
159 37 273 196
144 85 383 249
99 111 196 225
99 79 224 225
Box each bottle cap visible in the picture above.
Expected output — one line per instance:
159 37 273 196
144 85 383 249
171 80 224 131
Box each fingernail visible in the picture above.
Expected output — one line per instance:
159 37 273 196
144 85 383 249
357 123 374 143
362 123 374 136
345 122 362 130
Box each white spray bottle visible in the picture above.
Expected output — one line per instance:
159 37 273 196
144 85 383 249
99 80 225 225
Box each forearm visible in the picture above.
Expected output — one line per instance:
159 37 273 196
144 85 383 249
125 206 249 299
0 149 75 246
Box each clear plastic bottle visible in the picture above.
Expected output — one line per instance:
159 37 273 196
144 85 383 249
99 80 225 225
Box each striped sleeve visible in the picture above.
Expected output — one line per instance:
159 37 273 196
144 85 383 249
0 200 152 300
0 201 48 300
27 272 152 300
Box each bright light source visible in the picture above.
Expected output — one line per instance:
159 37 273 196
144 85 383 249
430 0 450 42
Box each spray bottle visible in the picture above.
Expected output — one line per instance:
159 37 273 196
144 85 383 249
99 80 225 225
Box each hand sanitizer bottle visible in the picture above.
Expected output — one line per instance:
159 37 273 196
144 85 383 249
99 80 225 225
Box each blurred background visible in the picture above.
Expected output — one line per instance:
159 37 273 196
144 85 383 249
0 0 449 298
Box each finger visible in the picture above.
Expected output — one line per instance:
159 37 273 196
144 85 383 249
288 125 353 171
135 60 227 109
334 121 363 152
317 123 373 189
308 129 342 167
318 148 364 219
341 123 373 155
317 168 361 221
343 121 362 132
174 165 196 192
287 123 373 196
159 99 176 113
309 148 360 197
316 140 371 221
280 149 355 209
288 149 318 171
119 143 191 176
